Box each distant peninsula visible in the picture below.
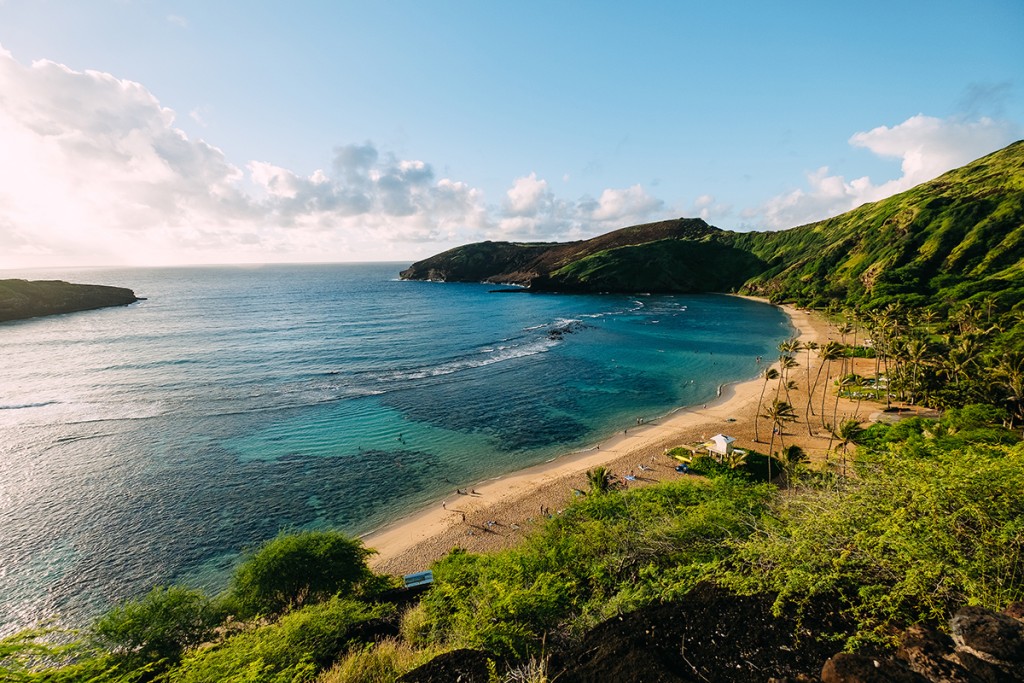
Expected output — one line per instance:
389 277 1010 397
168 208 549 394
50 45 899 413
401 140 1024 312
0 279 141 323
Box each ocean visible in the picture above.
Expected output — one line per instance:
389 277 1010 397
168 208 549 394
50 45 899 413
0 263 792 634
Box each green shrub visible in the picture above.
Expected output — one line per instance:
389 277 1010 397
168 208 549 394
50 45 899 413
92 586 222 671
166 597 394 683
722 441 1024 646
318 638 442 683
417 478 774 657
227 531 376 619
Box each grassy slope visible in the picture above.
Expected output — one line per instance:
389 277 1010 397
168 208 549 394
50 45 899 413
733 140 1024 309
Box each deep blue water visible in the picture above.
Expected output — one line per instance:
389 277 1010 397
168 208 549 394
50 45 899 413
0 263 791 633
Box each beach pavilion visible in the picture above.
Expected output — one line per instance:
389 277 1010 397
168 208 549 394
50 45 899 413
707 434 736 458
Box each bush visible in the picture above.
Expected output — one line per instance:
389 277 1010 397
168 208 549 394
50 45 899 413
227 531 376 618
417 478 774 657
722 441 1024 646
166 597 394 683
92 585 222 671
319 638 441 683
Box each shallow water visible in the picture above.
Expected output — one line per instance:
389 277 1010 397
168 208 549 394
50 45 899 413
0 263 791 632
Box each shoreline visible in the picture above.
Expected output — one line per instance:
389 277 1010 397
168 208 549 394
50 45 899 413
366 299 835 576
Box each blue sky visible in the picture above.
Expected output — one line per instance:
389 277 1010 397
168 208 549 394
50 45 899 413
1 1 1021 268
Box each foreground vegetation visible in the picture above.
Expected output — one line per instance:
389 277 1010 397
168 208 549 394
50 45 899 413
4 404 1022 681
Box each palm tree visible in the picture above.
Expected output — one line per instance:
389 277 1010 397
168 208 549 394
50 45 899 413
754 367 779 442
803 340 819 415
763 399 798 480
992 351 1024 431
781 444 809 487
725 448 748 470
831 418 864 478
836 323 854 375
902 337 931 405
814 341 843 431
586 467 612 495
774 354 799 406
828 375 857 451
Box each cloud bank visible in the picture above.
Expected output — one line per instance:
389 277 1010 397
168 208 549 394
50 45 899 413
0 47 670 268
0 44 1019 268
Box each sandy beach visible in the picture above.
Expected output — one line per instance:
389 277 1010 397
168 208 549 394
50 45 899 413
367 299 857 577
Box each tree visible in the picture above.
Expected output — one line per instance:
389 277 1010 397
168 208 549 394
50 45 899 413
229 530 376 618
815 342 844 431
781 444 809 487
992 351 1024 430
754 367 779 442
831 418 864 478
803 340 819 415
830 374 857 447
901 337 932 405
586 466 613 495
92 585 221 670
763 400 798 480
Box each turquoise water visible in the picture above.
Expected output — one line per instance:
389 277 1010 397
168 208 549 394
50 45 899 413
0 263 791 633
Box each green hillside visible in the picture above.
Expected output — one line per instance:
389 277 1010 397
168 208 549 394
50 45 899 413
734 140 1024 310
401 140 1024 312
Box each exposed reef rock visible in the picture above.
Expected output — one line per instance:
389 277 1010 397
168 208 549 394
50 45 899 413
0 279 141 322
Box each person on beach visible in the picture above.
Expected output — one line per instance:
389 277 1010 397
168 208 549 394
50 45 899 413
442 501 446 510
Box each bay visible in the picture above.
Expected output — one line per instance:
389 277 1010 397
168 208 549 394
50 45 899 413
0 263 791 633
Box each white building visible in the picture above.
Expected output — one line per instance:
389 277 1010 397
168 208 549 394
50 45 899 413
707 434 736 458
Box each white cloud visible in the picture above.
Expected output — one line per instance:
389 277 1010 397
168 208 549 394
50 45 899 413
0 45 672 268
749 114 1021 229
504 173 551 217
588 185 663 224
0 47 505 266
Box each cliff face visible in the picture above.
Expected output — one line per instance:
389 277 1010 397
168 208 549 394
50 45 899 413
0 279 141 323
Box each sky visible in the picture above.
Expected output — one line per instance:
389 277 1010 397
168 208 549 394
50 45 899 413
0 1 1022 270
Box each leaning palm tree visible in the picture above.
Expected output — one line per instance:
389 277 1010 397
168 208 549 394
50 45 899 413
803 340 819 414
763 399 798 481
813 341 843 432
754 367 780 442
774 354 799 405
830 374 856 443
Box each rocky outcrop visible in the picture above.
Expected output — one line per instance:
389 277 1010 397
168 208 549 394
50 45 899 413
821 603 1024 683
0 279 141 322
